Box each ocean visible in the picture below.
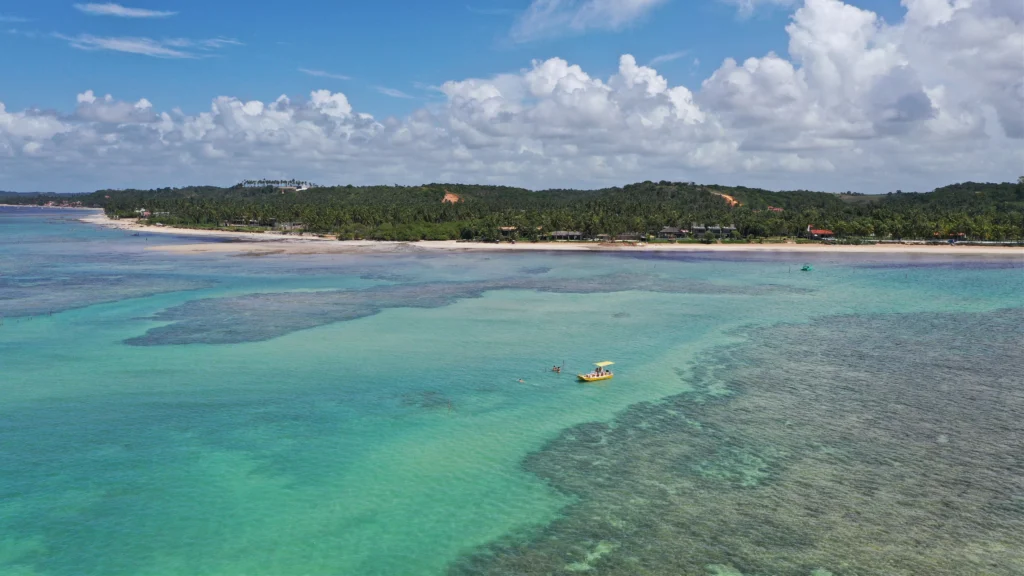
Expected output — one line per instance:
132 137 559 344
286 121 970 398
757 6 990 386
1 206 1021 576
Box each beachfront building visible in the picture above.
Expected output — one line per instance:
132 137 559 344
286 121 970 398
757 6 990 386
551 230 582 241
691 223 735 237
499 226 518 238
806 225 835 239
616 232 642 241
658 226 682 239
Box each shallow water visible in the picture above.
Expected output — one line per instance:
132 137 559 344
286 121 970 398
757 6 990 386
1 207 1021 575
452 310 1024 575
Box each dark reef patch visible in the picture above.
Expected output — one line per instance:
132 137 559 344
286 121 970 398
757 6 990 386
0 274 215 318
400 390 454 411
125 274 810 346
448 309 1024 576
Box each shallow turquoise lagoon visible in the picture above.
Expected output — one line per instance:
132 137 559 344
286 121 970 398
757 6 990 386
1 207 1021 575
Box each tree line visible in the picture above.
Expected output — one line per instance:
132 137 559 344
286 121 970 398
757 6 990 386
3 179 1022 242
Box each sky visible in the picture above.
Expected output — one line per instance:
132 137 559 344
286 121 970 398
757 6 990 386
0 0 1021 192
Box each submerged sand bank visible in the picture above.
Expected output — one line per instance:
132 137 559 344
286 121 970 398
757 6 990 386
77 211 1024 257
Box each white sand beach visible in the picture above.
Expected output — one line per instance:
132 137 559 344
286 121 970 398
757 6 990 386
76 211 1024 257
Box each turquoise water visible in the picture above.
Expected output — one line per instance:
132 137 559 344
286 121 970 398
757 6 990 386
1 207 1022 575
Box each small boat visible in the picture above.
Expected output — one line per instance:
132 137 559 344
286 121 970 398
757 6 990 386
800 264 813 272
578 361 614 382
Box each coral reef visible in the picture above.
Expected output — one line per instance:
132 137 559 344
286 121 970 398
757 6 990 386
450 309 1024 576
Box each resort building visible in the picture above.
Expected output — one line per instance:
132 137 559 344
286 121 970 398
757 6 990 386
690 223 736 237
658 226 682 239
550 231 583 241
806 225 835 239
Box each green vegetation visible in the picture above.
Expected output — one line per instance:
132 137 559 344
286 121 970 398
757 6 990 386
3 179 1022 241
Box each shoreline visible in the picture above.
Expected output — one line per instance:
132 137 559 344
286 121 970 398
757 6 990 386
75 211 1024 257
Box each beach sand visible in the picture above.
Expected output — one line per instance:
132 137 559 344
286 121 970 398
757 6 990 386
76 211 1024 257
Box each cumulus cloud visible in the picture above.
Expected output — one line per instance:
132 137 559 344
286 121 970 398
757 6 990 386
73 3 176 18
511 0 669 42
3 0 1021 192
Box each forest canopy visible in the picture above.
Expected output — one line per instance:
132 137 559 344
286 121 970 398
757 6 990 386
3 179 1022 242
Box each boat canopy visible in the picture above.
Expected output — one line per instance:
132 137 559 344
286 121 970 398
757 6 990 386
594 361 615 367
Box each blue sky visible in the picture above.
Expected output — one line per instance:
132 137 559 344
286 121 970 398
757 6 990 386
0 0 1019 192
4 0 905 118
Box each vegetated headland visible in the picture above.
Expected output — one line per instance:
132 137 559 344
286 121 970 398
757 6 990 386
3 179 1023 246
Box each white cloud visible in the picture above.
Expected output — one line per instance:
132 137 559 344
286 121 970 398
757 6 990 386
74 90 158 123
299 68 352 81
511 0 669 42
376 87 414 99
55 34 240 58
3 0 1021 192
73 3 176 18
198 38 242 49
0 14 30 23
720 0 798 18
648 51 689 66
56 34 192 58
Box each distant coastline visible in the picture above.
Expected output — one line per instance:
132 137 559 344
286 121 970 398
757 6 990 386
0 204 96 210
76 211 1024 257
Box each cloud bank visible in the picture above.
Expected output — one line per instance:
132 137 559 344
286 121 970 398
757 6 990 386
2 0 1021 192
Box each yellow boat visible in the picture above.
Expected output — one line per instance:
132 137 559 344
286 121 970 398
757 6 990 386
578 361 614 382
